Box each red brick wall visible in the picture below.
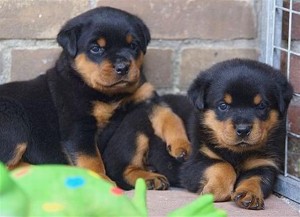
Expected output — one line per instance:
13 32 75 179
0 0 259 91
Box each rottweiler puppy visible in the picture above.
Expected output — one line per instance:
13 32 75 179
99 94 193 190
0 7 190 183
180 59 293 209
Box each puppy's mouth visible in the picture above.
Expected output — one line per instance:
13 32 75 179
102 80 131 88
234 141 252 148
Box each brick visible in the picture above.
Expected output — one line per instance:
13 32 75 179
282 1 300 40
143 48 173 89
179 48 259 89
96 0 256 40
288 96 300 135
0 0 89 39
290 55 300 93
289 54 300 93
11 48 61 81
287 136 300 178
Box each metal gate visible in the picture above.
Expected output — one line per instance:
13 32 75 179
261 0 300 203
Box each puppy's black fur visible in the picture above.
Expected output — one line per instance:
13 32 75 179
180 59 293 209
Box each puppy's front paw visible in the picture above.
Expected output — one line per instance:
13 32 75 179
167 139 191 161
232 190 264 210
200 182 232 201
197 162 236 201
145 174 169 190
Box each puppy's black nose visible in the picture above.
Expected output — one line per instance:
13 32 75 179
114 62 130 76
236 124 252 138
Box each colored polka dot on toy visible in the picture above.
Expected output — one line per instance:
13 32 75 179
13 167 30 178
65 176 85 189
42 202 64 212
111 186 124 196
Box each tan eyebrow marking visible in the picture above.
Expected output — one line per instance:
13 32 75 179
126 34 133 44
254 94 262 105
224 93 232 104
97 37 106 47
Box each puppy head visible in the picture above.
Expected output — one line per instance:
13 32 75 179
188 59 293 152
57 7 151 95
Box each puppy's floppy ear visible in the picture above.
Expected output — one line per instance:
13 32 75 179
57 24 82 58
135 19 151 54
274 74 294 115
187 71 212 110
140 23 151 53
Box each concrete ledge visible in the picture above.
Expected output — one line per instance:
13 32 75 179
126 189 300 217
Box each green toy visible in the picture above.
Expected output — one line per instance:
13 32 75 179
0 163 227 217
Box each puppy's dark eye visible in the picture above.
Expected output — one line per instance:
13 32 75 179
90 46 104 55
218 103 229 111
257 102 267 110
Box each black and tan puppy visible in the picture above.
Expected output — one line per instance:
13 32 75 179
180 59 293 209
0 7 190 183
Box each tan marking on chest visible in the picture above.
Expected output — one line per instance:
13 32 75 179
123 82 155 105
242 157 278 171
91 101 120 128
200 146 223 160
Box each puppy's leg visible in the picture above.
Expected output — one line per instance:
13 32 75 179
180 155 236 201
124 165 169 190
147 135 182 187
150 105 191 161
123 132 169 190
232 158 278 210
126 82 191 160
74 148 110 180
199 162 236 201
0 98 29 169
66 147 115 185
63 118 115 185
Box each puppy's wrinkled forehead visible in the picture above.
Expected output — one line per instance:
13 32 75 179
97 32 134 48
81 21 135 45
214 74 263 106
